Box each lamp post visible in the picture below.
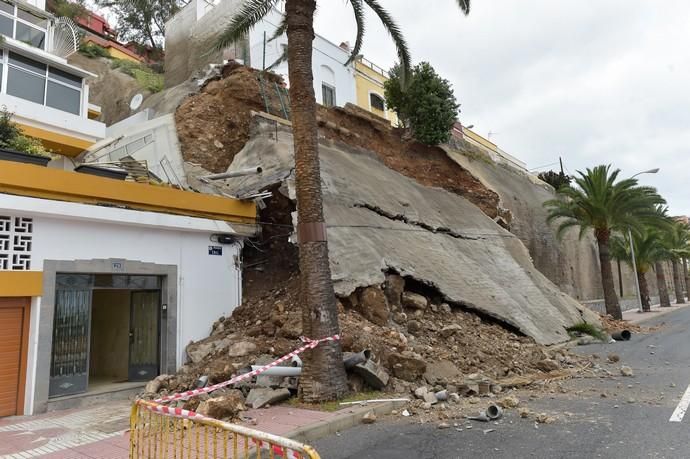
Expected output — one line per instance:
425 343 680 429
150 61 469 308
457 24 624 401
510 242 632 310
629 168 660 312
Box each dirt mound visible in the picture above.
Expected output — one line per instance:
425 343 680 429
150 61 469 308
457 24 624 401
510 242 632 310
599 314 664 334
175 64 286 173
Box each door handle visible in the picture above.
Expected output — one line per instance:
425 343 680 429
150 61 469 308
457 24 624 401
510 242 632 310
129 330 134 344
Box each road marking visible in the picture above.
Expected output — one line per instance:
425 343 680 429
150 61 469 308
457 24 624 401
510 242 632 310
669 384 690 422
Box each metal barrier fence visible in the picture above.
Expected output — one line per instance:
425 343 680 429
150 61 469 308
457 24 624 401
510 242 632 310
130 400 321 459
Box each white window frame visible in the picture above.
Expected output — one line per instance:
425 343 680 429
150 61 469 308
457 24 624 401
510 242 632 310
2 50 85 116
367 90 388 119
0 1 48 51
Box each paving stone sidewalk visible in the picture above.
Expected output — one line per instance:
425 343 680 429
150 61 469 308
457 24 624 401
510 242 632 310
0 401 336 458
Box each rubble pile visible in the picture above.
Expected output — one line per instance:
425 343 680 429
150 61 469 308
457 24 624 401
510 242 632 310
598 313 664 334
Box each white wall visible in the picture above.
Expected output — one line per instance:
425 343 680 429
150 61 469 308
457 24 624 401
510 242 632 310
25 0 46 10
248 8 356 107
0 195 243 413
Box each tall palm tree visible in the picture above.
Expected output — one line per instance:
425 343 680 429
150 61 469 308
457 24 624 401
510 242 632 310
215 0 471 402
610 230 666 312
661 222 690 304
545 165 665 320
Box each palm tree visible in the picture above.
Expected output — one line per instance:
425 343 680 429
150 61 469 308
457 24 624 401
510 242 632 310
545 165 665 320
215 0 471 402
661 222 690 304
610 230 666 312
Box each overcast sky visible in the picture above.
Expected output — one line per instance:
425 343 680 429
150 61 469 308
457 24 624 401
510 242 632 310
312 1 690 216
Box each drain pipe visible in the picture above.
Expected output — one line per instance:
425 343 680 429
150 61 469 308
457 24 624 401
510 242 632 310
200 166 263 182
611 330 632 341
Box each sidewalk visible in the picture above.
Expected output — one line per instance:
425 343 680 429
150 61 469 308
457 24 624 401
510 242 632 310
0 401 337 458
622 301 690 324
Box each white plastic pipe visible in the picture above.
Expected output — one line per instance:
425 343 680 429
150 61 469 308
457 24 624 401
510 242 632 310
250 366 301 376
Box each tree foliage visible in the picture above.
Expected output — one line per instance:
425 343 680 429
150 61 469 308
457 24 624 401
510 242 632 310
538 170 571 190
95 0 189 50
384 61 459 145
47 0 87 20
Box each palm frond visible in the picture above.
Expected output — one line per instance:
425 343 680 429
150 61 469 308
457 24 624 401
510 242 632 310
214 0 277 52
345 0 366 65
266 45 288 70
268 13 287 42
361 0 411 84
456 0 471 14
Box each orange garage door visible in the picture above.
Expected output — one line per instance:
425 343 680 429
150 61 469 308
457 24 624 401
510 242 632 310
0 297 30 417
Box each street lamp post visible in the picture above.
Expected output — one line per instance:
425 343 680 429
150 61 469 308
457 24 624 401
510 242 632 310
629 168 660 313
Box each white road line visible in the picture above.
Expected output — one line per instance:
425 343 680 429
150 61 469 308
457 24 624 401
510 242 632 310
669 384 690 422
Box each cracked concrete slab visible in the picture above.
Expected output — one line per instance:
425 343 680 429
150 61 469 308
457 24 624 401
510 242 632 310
220 117 599 344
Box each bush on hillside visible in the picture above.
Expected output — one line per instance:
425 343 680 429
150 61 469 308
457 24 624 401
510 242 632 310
111 59 164 93
384 61 459 146
79 42 111 59
538 170 572 190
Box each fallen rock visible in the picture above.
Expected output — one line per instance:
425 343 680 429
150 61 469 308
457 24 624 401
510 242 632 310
535 413 556 424
145 375 169 394
423 392 438 405
358 286 390 326
499 395 520 408
389 351 427 381
414 386 429 399
245 388 291 409
536 358 560 372
607 353 620 363
384 274 405 309
402 292 428 310
438 422 450 429
423 360 462 385
186 341 217 364
228 341 257 358
440 303 452 314
197 391 246 420
392 312 408 324
518 407 531 418
362 411 377 424
407 319 423 335
439 324 462 338
620 366 634 377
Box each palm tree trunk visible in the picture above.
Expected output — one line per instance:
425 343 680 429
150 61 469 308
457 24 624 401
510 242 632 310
672 260 684 304
285 0 347 402
638 271 651 312
655 261 671 307
597 234 622 319
683 258 690 298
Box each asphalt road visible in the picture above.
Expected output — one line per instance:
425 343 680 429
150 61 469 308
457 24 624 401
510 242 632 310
313 307 690 459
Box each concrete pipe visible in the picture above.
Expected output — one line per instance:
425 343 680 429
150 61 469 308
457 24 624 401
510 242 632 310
611 330 632 341
486 404 503 420
343 349 372 369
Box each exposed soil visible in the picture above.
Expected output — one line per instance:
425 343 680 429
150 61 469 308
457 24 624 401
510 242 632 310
175 63 286 173
316 104 502 220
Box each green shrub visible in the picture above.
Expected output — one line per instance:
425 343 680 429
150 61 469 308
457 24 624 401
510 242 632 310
566 322 607 341
79 42 111 59
0 107 51 157
111 59 164 93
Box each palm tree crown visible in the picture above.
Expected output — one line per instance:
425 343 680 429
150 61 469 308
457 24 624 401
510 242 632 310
545 165 665 241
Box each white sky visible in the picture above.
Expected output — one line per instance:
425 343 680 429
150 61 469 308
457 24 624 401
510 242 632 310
87 1 690 215
312 1 690 216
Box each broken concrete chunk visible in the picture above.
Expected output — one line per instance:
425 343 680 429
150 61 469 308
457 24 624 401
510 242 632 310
197 391 246 420
402 292 428 310
352 359 390 390
414 386 429 399
228 341 257 357
423 392 438 405
423 360 462 385
407 319 423 335
499 395 520 408
245 388 291 409
607 353 620 363
186 341 216 364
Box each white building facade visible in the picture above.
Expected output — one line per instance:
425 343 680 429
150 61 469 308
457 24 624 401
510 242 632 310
0 0 105 156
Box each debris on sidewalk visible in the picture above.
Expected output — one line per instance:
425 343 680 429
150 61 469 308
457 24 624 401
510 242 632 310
362 411 377 424
620 366 634 377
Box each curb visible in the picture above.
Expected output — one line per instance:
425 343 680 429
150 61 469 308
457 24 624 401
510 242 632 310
623 303 690 325
285 400 408 444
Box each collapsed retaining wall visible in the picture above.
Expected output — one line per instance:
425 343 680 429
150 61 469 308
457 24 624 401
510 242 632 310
220 117 600 345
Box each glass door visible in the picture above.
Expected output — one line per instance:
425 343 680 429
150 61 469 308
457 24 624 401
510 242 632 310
128 290 161 381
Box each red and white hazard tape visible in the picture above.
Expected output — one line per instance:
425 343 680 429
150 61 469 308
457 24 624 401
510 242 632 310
153 334 340 404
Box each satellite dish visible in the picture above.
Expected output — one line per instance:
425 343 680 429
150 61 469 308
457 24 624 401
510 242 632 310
130 94 144 111
48 17 79 58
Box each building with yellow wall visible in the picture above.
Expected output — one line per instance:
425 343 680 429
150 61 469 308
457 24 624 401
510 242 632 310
354 56 398 126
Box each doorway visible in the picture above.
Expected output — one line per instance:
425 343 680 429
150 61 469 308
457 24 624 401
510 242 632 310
0 297 30 417
49 274 162 399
